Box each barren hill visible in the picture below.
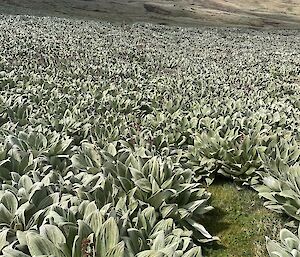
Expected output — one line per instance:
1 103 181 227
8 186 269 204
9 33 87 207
1 0 300 28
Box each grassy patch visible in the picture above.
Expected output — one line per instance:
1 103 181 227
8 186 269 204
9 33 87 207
201 177 286 257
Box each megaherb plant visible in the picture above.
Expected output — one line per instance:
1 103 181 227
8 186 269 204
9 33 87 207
267 226 300 257
0 14 300 256
0 205 203 257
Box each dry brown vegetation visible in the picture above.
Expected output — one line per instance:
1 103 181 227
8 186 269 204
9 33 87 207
1 0 300 28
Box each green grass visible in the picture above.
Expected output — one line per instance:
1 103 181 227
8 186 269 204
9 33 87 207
201 177 287 257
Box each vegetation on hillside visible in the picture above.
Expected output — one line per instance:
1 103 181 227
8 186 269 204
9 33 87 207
0 14 300 256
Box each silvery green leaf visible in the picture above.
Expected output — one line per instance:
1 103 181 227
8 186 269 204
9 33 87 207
136 251 164 257
0 204 13 224
26 232 65 257
2 247 30 257
98 217 120 256
266 237 292 257
1 191 18 214
185 218 212 239
182 247 202 257
106 241 125 257
0 229 9 251
40 224 66 247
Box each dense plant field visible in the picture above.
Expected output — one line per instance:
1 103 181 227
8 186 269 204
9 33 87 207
0 14 300 256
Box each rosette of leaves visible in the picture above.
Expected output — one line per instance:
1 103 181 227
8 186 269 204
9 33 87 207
120 128 184 163
100 146 217 243
254 137 300 219
16 131 73 173
266 225 300 257
0 165 88 239
71 142 216 242
181 143 219 186
125 205 203 256
142 110 195 148
5 95 32 126
0 136 36 180
141 159 215 242
48 108 86 140
87 113 129 148
259 136 300 175
69 142 116 204
188 127 266 183
255 164 300 220
0 131 73 181
0 185 62 233
71 142 103 174
0 204 203 257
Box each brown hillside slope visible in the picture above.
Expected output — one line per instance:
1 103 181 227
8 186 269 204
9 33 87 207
1 0 300 28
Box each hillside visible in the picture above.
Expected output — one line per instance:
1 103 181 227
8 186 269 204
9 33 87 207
0 13 300 256
1 0 300 28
